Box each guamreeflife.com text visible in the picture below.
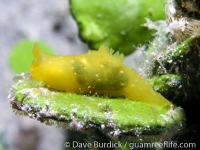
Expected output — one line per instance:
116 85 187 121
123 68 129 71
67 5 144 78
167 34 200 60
64 141 196 149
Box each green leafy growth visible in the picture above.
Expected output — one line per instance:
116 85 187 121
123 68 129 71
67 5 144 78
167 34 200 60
149 36 200 106
151 36 197 76
8 39 55 73
9 73 183 142
70 0 166 55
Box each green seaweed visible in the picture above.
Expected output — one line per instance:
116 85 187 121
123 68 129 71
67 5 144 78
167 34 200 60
70 0 166 55
8 39 55 73
148 36 200 106
9 73 183 143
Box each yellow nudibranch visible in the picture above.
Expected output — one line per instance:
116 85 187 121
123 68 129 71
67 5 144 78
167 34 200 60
30 44 172 107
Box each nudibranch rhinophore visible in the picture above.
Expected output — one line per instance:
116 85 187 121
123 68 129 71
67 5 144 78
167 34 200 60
30 44 172 107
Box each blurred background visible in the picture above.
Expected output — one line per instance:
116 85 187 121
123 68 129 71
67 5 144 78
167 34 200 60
0 0 88 150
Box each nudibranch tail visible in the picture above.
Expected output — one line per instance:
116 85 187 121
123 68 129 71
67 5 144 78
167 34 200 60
30 44 172 108
33 43 42 58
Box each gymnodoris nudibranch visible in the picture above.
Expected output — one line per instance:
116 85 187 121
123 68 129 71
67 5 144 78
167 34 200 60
30 44 172 107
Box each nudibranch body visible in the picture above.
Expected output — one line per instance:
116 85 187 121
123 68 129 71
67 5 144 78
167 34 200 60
30 44 172 107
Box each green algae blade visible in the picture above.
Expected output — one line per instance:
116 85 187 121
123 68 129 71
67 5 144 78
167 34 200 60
70 0 166 55
8 40 55 73
9 73 183 142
